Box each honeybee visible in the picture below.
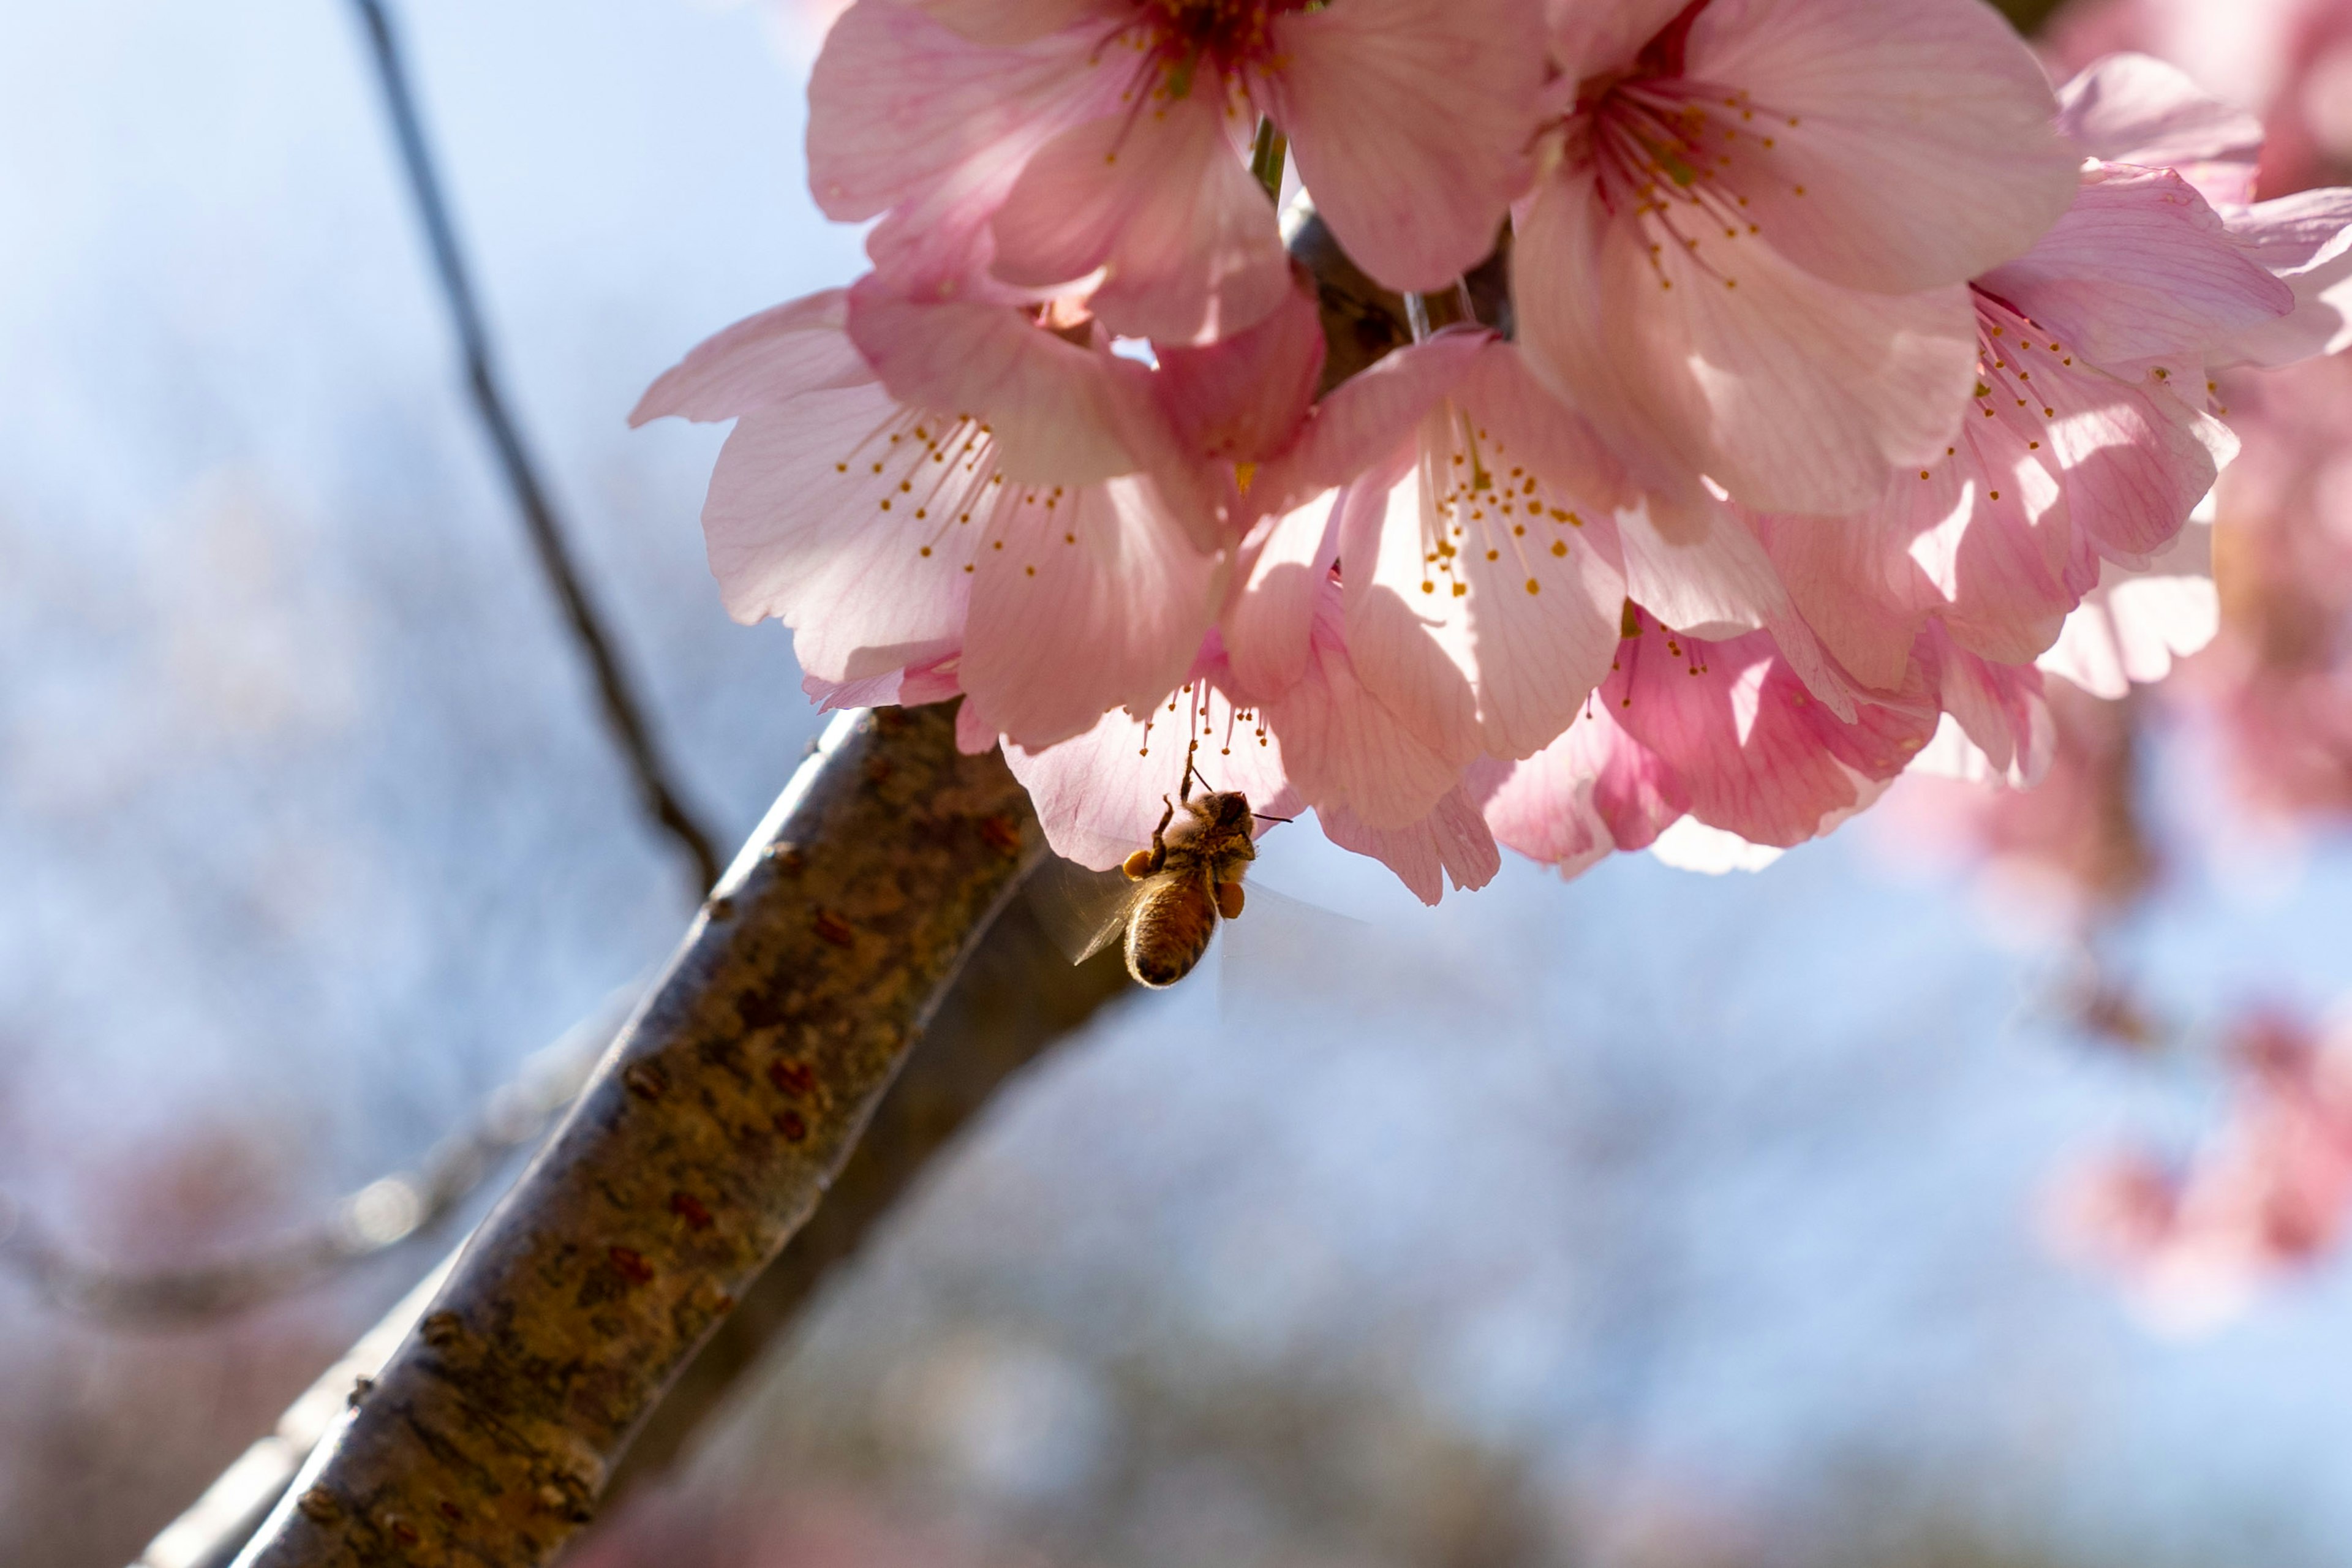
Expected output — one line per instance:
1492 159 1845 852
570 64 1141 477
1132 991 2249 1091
1036 742 1285 989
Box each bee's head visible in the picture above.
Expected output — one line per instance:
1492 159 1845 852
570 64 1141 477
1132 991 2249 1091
1212 791 1252 830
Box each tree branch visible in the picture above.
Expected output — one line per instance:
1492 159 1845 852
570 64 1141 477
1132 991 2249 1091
127 899 1126 1568
604 891 1129 1493
1281 198 1412 395
348 0 723 892
222 703 1036 1567
3 993 633 1327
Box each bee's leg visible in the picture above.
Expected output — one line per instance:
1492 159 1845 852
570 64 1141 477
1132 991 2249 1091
1215 881 1245 921
1179 733 1200 803
1148 794 1174 874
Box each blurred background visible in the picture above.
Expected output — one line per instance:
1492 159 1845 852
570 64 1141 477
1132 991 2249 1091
7 1 2352 1565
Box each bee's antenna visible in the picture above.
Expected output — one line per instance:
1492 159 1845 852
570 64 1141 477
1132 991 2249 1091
1253 812 1296 826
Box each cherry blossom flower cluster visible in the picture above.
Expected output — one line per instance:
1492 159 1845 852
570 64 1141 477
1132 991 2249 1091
2052 1011 2352 1331
1895 0 2352 920
638 0 2352 899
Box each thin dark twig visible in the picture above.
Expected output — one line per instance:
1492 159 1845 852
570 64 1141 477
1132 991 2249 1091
0 989 635 1327
347 0 723 891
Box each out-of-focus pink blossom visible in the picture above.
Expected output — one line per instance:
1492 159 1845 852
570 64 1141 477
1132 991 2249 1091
2049 0 2352 199
2053 55 2352 369
2051 1011 2352 1331
2184 351 2352 818
568 1483 1025 1568
1513 0 2079 515
1882 678 2155 930
805 0 1544 341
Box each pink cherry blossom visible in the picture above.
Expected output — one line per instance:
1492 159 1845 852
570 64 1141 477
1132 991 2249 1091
644 0 2352 907
1480 605 1939 870
1752 281 2240 689
1751 60 2339 694
632 273 1323 752
1253 330 1631 772
1513 0 2081 515
1000 630 1501 902
1002 673 1299 869
2051 1011 2352 1331
805 0 1544 342
1847 56 2352 933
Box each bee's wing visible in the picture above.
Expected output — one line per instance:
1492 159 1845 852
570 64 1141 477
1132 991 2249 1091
1215 879 1371 1016
1024 853 1145 967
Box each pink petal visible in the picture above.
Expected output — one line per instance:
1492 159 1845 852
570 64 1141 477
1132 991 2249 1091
803 649 965 712
1006 680 1295 870
807 1 1115 295
1474 742 1611 875
959 474 1226 749
703 393 975 676
1605 611 1936 846
2033 339 2234 565
1976 163 2293 366
1267 0 1543 292
1252 330 1490 507
1515 175 1980 514
846 281 1158 488
1918 623 2052 786
1612 491 1779 640
1317 787 1502 905
1150 270 1326 464
1222 494 1339 702
1341 342 1629 761
987 94 1292 345
1646 816 1786 873
1259 590 1468 830
2215 188 2352 368
1747 506 1931 693
1902 408 2086 666
1684 0 2078 293
1547 0 1705 77
913 0 1107 47
1477 708 1687 873
956 698 998 755
2037 519 2218 698
1335 453 1479 766
630 290 867 426
1614 494 1860 719
2054 52 2262 208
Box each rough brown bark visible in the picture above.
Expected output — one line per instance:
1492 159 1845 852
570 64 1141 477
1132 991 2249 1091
135 895 1127 1568
604 893 1129 1493
229 703 1038 1568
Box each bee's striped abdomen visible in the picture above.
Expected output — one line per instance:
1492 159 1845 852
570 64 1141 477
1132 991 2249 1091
1124 874 1220 989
